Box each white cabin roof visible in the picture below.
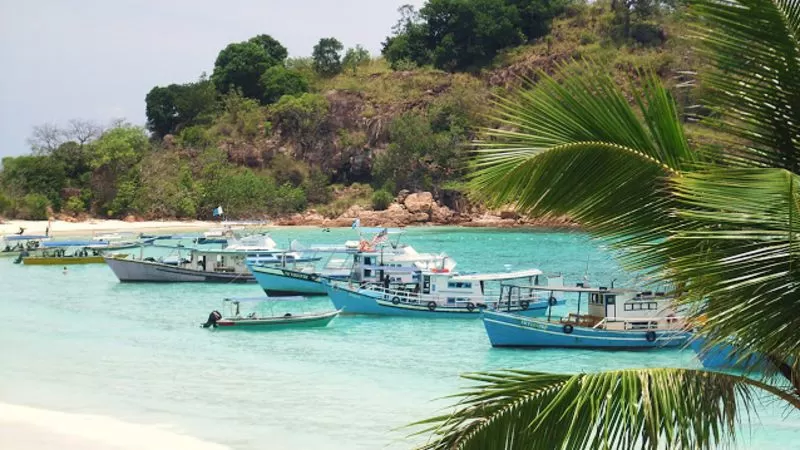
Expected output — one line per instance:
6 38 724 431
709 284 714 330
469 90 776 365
449 269 543 282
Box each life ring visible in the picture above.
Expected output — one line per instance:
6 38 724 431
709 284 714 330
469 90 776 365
563 324 574 334
548 296 558 306
519 300 530 310
645 331 657 342
466 302 475 312
427 301 437 311
391 296 401 305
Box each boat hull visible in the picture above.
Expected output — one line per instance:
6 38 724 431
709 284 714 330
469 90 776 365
212 311 338 330
689 337 767 370
483 311 691 349
325 284 555 319
23 255 109 265
105 257 255 283
250 266 327 296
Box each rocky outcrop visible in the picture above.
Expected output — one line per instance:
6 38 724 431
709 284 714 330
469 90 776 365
272 190 577 229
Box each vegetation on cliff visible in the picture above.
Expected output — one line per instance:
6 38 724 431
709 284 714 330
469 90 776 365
1 0 692 222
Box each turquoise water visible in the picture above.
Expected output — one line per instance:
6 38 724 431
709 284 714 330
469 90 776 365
1 227 797 449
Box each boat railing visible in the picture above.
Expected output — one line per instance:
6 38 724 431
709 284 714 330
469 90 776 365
587 316 686 331
360 284 544 309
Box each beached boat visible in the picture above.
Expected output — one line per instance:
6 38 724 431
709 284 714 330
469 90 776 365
19 241 127 265
324 268 564 318
250 228 455 296
1 234 49 258
482 285 691 349
201 296 340 330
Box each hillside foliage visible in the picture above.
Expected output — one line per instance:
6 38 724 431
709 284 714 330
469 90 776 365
1 0 699 220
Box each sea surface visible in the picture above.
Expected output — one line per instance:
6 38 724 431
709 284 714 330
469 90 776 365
1 227 798 449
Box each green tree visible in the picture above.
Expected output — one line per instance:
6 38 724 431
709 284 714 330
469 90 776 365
211 35 287 100
414 0 800 448
259 66 309 104
270 93 330 150
342 45 371 74
0 155 66 210
312 37 344 77
88 125 149 216
145 77 217 138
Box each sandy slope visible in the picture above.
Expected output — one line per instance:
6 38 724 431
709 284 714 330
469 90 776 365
0 403 228 450
0 220 222 238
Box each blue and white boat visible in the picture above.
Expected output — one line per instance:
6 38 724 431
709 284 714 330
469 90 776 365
324 268 564 318
483 285 691 349
250 228 453 296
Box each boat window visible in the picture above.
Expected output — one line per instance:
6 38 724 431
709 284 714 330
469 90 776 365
364 257 372 265
432 285 436 292
634 303 642 310
447 282 472 289
364 269 372 277
648 302 658 310
605 295 616 305
447 297 456 304
591 293 600 304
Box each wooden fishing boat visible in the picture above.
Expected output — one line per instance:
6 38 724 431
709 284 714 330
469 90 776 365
201 296 340 330
18 241 127 265
324 268 565 318
482 285 692 349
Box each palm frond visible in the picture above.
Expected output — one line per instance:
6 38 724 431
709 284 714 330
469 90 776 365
664 167 800 362
690 0 800 172
411 368 795 450
471 64 695 257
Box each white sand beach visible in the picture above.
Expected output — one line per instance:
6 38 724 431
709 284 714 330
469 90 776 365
0 219 225 238
0 403 228 450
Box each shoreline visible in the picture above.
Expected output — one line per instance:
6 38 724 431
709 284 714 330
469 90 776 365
0 218 580 238
0 402 227 450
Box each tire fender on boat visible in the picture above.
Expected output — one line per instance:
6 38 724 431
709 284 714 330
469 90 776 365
427 301 437 311
548 296 558 306
519 300 530 310
466 302 475 312
391 296 401 305
645 331 657 342
563 324 574 334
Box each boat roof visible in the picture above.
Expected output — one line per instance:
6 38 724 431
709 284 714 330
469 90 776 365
223 296 306 303
42 240 108 248
2 234 49 241
449 269 543 282
502 284 642 294
357 227 404 235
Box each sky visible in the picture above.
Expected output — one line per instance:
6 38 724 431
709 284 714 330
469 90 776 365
0 0 425 158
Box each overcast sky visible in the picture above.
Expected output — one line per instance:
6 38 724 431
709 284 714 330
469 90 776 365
0 0 424 157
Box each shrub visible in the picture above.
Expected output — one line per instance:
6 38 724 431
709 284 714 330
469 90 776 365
630 22 665 46
19 193 50 220
176 125 216 148
371 189 393 211
63 196 86 216
260 66 309 104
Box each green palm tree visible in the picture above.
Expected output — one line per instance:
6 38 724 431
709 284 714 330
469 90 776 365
413 0 800 448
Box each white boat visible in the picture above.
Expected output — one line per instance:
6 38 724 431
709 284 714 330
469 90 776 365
1 234 49 258
323 268 565 318
201 296 340 330
250 228 455 296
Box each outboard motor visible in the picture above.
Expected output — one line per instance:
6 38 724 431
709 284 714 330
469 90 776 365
201 310 222 328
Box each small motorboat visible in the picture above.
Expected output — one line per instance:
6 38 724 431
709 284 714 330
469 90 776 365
201 296 340 330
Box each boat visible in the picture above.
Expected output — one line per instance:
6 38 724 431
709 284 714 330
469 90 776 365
200 296 340 330
482 284 691 349
92 232 154 249
689 336 768 370
323 268 564 318
1 234 49 258
104 235 316 283
18 241 127 265
250 228 455 296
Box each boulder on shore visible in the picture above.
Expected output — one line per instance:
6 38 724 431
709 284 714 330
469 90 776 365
403 192 434 213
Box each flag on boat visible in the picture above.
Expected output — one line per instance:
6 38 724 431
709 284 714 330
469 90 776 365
370 228 389 246
351 218 360 229
213 206 224 217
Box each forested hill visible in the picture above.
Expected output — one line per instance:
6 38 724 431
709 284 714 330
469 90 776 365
0 0 693 225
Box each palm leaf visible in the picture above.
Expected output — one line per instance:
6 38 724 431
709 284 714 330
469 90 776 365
690 0 800 172
663 168 800 370
412 368 798 450
471 64 695 261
